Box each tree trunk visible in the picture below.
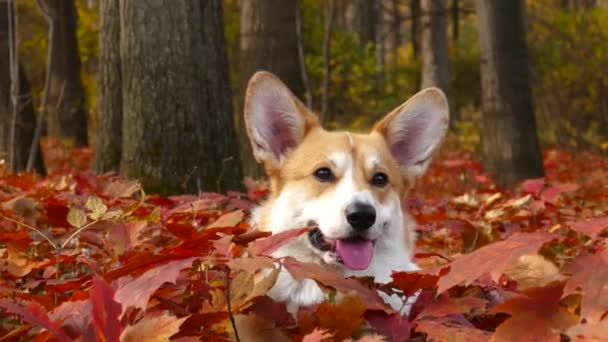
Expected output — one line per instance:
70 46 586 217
0 1 44 173
421 0 454 122
120 0 242 194
339 0 377 47
410 0 421 58
40 0 88 147
475 0 544 187
93 0 122 173
239 0 303 178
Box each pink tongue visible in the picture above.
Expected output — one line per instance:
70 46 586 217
336 238 374 270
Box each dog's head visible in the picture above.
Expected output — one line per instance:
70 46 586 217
244 71 448 271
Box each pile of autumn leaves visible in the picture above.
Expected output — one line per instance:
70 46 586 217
0 147 607 341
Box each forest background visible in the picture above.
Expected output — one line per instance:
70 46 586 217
1 0 608 341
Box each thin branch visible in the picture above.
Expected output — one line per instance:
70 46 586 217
321 0 336 121
295 3 312 109
0 214 57 249
225 271 241 342
27 0 54 172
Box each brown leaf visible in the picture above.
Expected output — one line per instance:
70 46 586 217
114 257 197 317
67 207 87 228
490 282 577 342
417 294 487 319
226 256 274 273
120 311 189 342
563 251 608 324
207 210 244 229
297 296 366 341
437 231 555 293
416 319 491 342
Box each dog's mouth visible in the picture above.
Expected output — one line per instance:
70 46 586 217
308 227 374 271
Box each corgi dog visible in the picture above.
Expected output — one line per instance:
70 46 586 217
243 71 449 314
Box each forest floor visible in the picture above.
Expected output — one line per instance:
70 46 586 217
0 137 607 341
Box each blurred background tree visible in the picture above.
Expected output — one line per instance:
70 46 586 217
4 0 608 191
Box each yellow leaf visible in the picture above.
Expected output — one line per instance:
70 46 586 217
67 207 87 228
120 312 189 342
85 195 107 220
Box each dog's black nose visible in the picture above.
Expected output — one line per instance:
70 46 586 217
345 202 376 231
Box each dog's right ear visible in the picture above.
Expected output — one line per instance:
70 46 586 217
244 71 319 169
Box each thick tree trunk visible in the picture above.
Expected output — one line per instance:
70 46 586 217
421 0 454 122
0 1 44 173
40 0 88 147
93 0 122 173
475 0 544 187
239 0 302 178
120 0 242 194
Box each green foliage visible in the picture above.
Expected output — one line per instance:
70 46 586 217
528 2 608 151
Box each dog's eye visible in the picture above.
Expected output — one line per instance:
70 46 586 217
371 172 389 187
313 167 334 182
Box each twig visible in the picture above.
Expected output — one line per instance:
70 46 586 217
295 3 312 109
0 214 56 249
27 0 55 172
225 271 241 342
215 156 233 193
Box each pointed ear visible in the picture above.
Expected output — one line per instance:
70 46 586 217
244 71 319 169
373 88 449 179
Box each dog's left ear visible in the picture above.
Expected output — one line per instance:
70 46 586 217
373 88 449 179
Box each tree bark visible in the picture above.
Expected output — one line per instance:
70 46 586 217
239 0 303 178
120 0 242 194
421 0 453 122
93 0 122 173
0 1 44 173
40 0 88 147
475 0 544 187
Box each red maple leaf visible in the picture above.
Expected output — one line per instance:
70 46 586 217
437 231 555 293
91 276 123 341
563 250 608 324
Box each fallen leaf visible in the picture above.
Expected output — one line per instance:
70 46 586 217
365 310 413 342
415 319 491 342
283 258 393 312
114 257 197 317
248 226 313 256
490 282 577 342
568 217 608 240
120 311 189 342
566 321 608 341
562 251 608 323
91 276 123 341
297 296 366 341
67 207 87 228
86 195 108 220
0 299 70 342
437 231 555 293
417 294 487 319
207 210 244 229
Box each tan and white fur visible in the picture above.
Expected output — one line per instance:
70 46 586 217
243 71 449 314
